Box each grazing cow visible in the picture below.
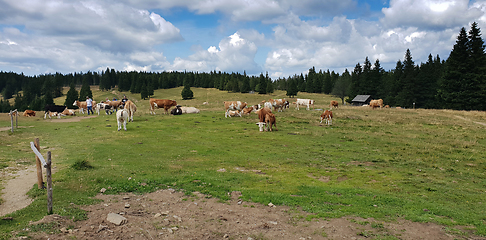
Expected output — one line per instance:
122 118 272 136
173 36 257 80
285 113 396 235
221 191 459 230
224 101 247 118
149 98 177 114
255 107 272 132
180 107 200 114
265 113 277 132
330 100 339 109
124 100 137 122
61 109 76 116
44 105 67 119
294 98 315 110
116 109 128 131
73 100 97 114
320 110 333 125
23 110 36 117
269 98 287 112
106 100 123 112
171 105 182 115
226 110 242 118
369 99 384 109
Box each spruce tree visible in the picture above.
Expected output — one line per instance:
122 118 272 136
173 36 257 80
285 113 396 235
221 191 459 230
140 81 148 100
64 82 79 108
286 79 298 98
258 73 267 94
467 22 486 110
332 69 351 104
79 79 92 100
396 49 416 108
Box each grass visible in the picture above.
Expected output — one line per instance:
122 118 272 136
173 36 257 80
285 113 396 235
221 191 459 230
1 87 486 238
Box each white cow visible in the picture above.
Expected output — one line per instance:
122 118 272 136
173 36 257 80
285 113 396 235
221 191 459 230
180 107 200 114
294 98 315 110
116 109 128 131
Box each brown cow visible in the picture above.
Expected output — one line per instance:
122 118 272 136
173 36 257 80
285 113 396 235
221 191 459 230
265 113 277 132
73 100 97 114
330 100 339 109
61 109 76 116
106 100 123 112
242 106 254 115
149 98 177 114
369 99 384 109
255 107 272 132
23 110 36 117
320 110 333 125
224 101 247 118
124 100 137 122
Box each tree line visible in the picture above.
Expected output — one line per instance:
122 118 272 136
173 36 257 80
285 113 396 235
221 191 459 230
0 22 484 112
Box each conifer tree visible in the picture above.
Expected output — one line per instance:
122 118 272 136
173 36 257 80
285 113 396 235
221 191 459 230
286 79 298 98
64 82 79 108
79 79 92 100
258 73 267 94
181 78 194 100
140 81 148 100
332 69 351 104
396 49 416 108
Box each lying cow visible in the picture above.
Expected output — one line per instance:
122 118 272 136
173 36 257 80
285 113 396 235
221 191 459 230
149 98 177 114
116 109 128 131
180 106 200 114
61 109 76 116
242 106 255 115
44 105 67 119
255 107 272 132
171 105 182 115
23 110 36 117
320 110 333 125
224 101 247 118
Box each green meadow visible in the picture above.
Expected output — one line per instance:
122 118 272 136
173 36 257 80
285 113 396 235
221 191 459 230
1 87 486 238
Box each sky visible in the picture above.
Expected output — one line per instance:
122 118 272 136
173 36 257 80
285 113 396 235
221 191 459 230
1 0 486 79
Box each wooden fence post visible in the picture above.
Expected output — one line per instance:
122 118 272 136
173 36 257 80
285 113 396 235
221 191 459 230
34 138 45 189
46 151 53 214
10 110 14 133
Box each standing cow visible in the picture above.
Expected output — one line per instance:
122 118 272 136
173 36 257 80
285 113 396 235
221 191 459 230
224 101 247 118
294 98 315 110
124 100 137 122
255 107 272 132
149 98 177 114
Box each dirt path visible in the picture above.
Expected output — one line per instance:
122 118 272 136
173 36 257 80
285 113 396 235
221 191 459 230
0 166 37 216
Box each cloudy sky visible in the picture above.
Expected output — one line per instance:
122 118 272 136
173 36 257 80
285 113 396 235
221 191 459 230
1 0 485 79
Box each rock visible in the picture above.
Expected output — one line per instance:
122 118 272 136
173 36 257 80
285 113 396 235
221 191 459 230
268 203 275 208
107 213 127 226
161 211 170 215
171 227 179 231
268 221 278 225
167 228 173 234
154 213 161 218
125 203 130 208
217 168 226 172
100 188 106 193
223 234 229 238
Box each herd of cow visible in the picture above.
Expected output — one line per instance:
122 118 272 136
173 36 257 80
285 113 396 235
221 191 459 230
16 95 386 132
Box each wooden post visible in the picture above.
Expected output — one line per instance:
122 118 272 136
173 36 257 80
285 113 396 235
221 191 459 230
15 110 18 129
46 151 53 214
10 111 14 133
34 138 44 189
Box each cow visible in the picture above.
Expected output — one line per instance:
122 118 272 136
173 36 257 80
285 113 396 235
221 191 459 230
226 110 242 118
106 100 123 112
284 100 290 110
95 103 113 115
124 100 137 122
330 100 339 109
294 98 315 110
180 107 200 114
44 105 67 119
320 110 333 125
255 107 272 132
73 100 97 114
23 110 36 117
149 98 177 114
263 101 273 110
116 109 128 131
171 105 182 115
224 101 247 118
269 98 287 112
369 99 384 109
61 109 76 116
242 106 255 115
265 113 277 132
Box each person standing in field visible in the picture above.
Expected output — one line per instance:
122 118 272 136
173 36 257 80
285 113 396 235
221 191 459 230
86 96 94 115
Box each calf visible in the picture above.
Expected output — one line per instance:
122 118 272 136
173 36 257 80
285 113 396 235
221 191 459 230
255 107 272 132
116 109 128 131
330 100 339 109
226 110 242 118
265 113 277 131
44 105 67 119
224 101 247 118
61 108 76 116
320 110 333 125
242 106 254 115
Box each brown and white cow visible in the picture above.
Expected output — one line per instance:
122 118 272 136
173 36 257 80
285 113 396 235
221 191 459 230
265 112 277 131
61 109 76 116
124 100 137 122
255 107 272 132
226 110 242 117
369 99 384 109
149 98 177 114
320 110 333 125
23 110 36 117
73 100 97 114
242 106 254 115
330 100 339 109
269 98 287 112
224 101 247 118
116 109 128 131
294 98 315 110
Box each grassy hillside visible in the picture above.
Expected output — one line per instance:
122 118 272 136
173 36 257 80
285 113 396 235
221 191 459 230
1 87 486 238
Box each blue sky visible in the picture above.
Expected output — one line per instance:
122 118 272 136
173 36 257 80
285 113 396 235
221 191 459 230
0 0 485 79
